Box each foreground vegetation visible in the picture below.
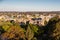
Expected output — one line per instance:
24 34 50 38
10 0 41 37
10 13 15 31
0 16 60 40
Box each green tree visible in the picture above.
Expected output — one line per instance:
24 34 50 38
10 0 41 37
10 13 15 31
1 25 25 40
0 26 5 35
43 16 60 40
29 24 38 33
26 26 34 40
53 20 60 40
44 20 47 25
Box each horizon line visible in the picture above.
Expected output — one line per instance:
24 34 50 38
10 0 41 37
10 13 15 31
0 10 60 12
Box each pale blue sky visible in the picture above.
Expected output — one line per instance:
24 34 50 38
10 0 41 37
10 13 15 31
0 0 60 11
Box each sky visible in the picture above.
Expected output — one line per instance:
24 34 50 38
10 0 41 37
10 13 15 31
0 0 60 12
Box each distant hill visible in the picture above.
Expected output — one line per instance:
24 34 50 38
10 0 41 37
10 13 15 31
0 11 60 15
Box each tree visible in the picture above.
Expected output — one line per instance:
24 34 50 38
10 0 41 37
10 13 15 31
0 26 5 40
0 26 5 35
26 24 39 40
44 20 47 25
53 20 60 40
29 24 38 33
1 22 25 40
42 16 60 40
26 26 34 40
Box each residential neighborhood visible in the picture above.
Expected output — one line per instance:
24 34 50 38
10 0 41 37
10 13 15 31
0 12 60 26
0 0 60 40
0 12 60 40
